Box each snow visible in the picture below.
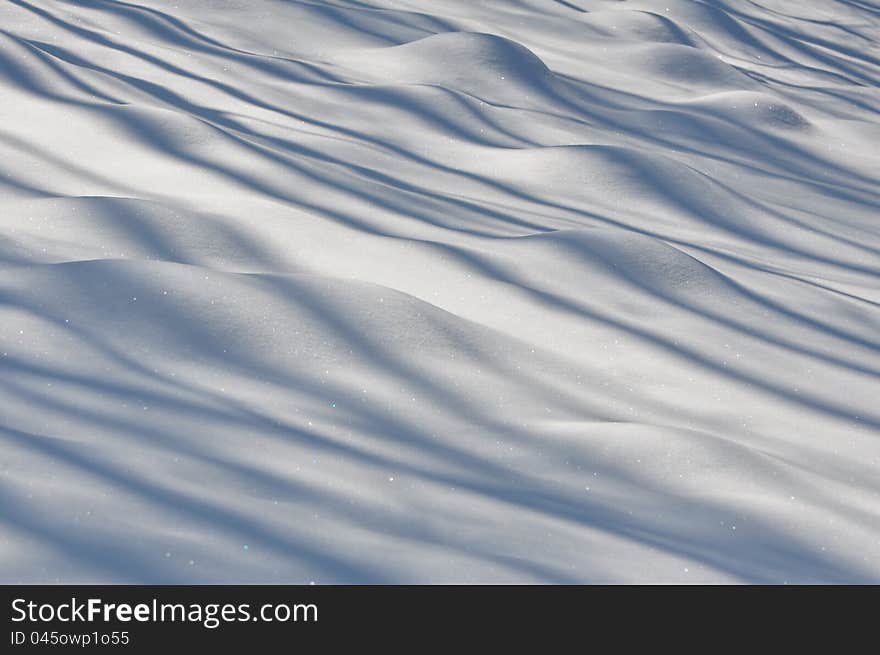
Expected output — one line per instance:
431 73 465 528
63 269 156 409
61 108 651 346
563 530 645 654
0 0 878 583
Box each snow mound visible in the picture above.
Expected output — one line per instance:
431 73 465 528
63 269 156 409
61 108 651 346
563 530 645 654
0 196 267 268
579 9 694 45
492 228 737 309
622 43 755 90
332 32 554 96
686 91 812 131
3 259 526 369
460 144 747 229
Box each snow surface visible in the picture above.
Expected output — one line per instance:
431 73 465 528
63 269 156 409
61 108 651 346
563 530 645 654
1 0 879 583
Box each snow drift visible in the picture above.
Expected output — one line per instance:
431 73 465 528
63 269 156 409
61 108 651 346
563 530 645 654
1 0 878 583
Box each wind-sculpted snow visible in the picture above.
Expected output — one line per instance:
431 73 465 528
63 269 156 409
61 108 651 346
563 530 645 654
1 0 878 583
